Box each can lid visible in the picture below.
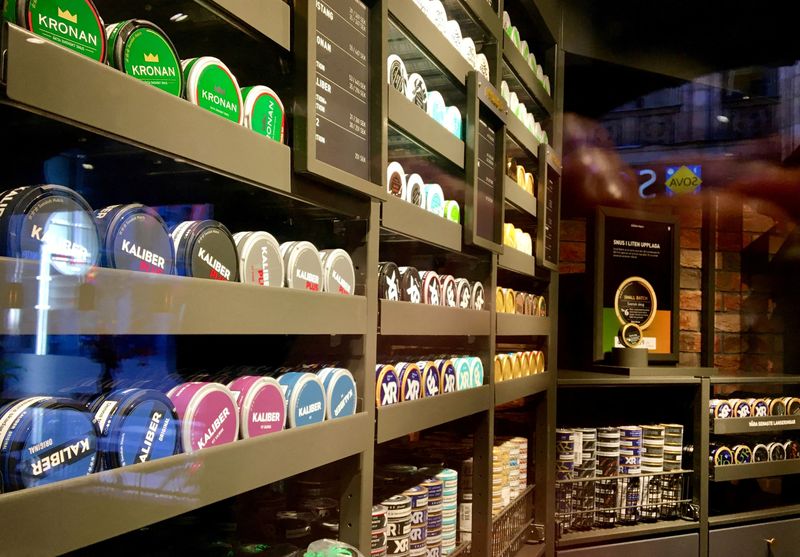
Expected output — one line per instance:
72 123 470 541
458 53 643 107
320 248 355 295
282 240 322 291
235 230 284 287
22 0 107 62
387 161 407 198
228 376 286 438
95 203 174 274
182 56 243 124
387 54 407 95
0 184 100 275
376 364 399 406
167 382 239 452
241 85 285 142
320 367 357 419
405 173 425 207
379 261 401 301
171 220 238 281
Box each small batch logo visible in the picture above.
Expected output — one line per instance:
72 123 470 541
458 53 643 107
143 53 160 63
57 7 77 23
665 165 702 195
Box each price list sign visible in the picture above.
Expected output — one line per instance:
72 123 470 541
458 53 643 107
313 0 370 180
476 118 498 242
543 174 557 264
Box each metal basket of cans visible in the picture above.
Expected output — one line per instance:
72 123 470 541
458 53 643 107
490 485 534 557
556 425 694 538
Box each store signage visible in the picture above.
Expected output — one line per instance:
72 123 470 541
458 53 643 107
638 165 702 198
476 118 497 243
313 0 370 180
593 207 679 363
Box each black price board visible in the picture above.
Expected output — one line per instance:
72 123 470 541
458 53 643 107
592 207 679 363
465 72 506 253
536 146 561 272
295 0 382 198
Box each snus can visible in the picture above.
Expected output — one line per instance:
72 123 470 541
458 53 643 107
318 367 357 420
281 240 323 291
94 203 174 274
227 376 286 438
166 382 239 452
277 372 326 428
241 85 285 143
0 184 99 276
182 56 243 124
0 397 98 491
233 231 284 287
19 0 106 62
376 364 400 407
320 248 355 295
171 220 238 281
89 388 179 469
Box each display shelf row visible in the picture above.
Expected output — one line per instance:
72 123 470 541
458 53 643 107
381 194 463 252
1 24 292 196
711 459 800 482
556 520 699 549
0 413 372 556
713 414 800 435
501 35 554 116
207 0 291 50
504 176 538 218
505 104 543 158
708 504 800 527
497 313 550 337
498 246 537 277
495 372 550 406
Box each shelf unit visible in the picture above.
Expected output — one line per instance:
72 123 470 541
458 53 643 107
0 0 564 555
711 460 800 482
504 176 538 218
500 35 554 116
712 415 800 435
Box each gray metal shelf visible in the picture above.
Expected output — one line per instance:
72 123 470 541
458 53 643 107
711 460 800 482
556 520 699 549
206 0 291 50
558 370 703 386
505 106 542 159
388 0 474 86
388 86 466 168
0 257 367 335
709 504 800 527
504 176 538 218
381 194 463 252
495 373 550 405
501 35 554 115
447 0 502 40
2 24 291 197
380 300 491 336
713 415 800 435
496 314 550 337
498 247 536 277
0 413 372 556
376 385 492 443
710 375 800 384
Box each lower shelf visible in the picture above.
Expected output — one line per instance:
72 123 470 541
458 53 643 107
709 504 800 527
498 248 536 277
556 519 699 548
376 386 492 443
0 413 372 555
711 459 800 481
495 373 550 406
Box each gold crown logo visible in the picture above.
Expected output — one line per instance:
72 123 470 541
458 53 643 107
143 53 159 63
57 7 77 23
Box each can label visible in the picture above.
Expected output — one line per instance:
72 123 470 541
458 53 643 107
27 0 106 61
247 89 284 142
193 63 241 123
122 26 182 95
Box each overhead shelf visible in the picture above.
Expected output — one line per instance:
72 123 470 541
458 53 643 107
505 108 542 159
496 314 550 336
205 0 291 50
556 520 699 549
1 24 291 196
444 0 502 41
381 194 463 252
495 373 550 405
376 385 492 443
713 415 800 435
388 0 474 86
504 176 538 218
0 257 367 335
501 35 554 115
498 247 536 277
380 300 490 336
0 413 371 556
711 460 800 482
388 86 466 168
558 370 703 386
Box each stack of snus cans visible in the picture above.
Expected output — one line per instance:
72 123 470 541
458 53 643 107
457 459 472 543
661 424 685 518
555 429 577 534
594 427 620 528
573 429 596 529
639 425 666 521
617 426 642 524
437 469 458 554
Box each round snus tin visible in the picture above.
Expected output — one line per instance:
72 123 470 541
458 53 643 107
373 504 389 531
94 203 174 274
241 85 285 143
317 367 357 420
320 248 355 295
405 173 425 207
711 446 733 466
387 54 408 95
435 359 457 394
419 361 440 398
752 443 769 462
280 240 323 291
88 388 179 468
106 19 183 96
227 376 286 438
399 266 422 303
733 444 752 464
469 357 484 387
376 364 400 407
387 161 407 198
379 261 401 301
421 271 442 305
277 372 326 428
171 220 238 281
436 275 455 308
454 358 472 391
233 231 284 287
382 494 412 517
768 442 786 461
18 0 106 62
471 281 486 310
0 397 98 491
770 398 787 416
443 200 460 223
732 399 752 418
167 382 239 452
0 184 99 276
182 56 243 124
619 322 643 348
406 73 428 110
455 278 471 309
397 362 422 402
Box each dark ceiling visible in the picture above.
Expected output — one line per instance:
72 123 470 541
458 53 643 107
561 0 800 117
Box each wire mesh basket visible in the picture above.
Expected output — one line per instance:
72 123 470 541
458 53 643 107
555 470 693 538
491 485 534 557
